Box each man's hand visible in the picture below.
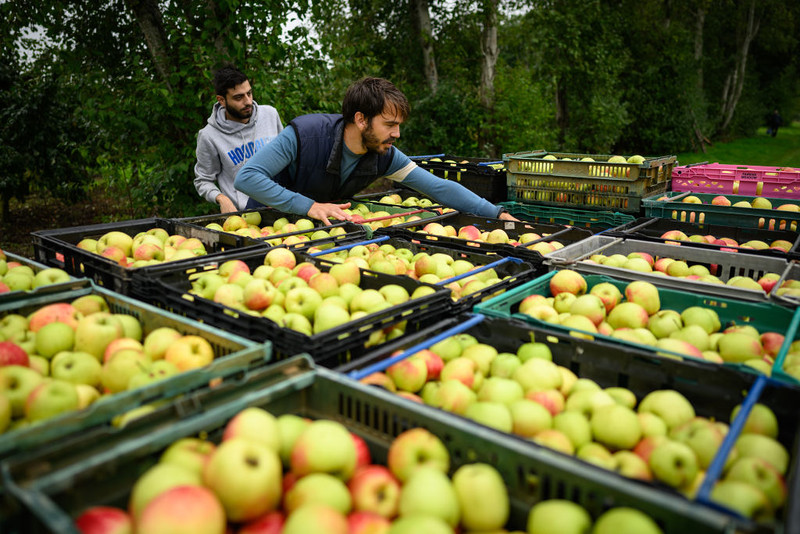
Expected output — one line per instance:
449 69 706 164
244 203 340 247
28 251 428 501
308 202 352 226
498 211 520 222
216 194 237 214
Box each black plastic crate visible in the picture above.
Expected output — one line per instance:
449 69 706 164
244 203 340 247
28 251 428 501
313 235 545 314
377 212 594 263
31 218 268 295
337 314 799 533
606 217 800 260
129 248 452 364
410 154 507 203
0 356 751 534
173 207 369 250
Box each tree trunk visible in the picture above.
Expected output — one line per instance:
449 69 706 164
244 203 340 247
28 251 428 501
555 75 567 147
694 5 705 92
478 0 498 157
125 0 174 91
718 0 759 133
410 0 438 94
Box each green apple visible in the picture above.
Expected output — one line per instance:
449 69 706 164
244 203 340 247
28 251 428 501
101 349 151 393
490 352 522 378
464 401 513 433
591 403 642 450
129 461 203 519
74 312 124 361
593 507 663 534
290 419 357 480
436 379 477 415
142 327 182 360
398 466 460 527
527 499 591 534
726 456 786 508
114 314 143 341
277 414 311 466
637 389 695 430
735 433 789 475
553 411 592 449
284 472 351 514
71 294 110 316
222 406 280 453
159 438 216 478
282 504 348 534
25 379 80 422
0 365 45 417
512 358 562 392
509 398 553 437
731 403 778 439
710 479 773 520
34 321 76 359
31 268 72 288
51 351 102 387
127 359 180 390
387 427 449 483
648 439 698 489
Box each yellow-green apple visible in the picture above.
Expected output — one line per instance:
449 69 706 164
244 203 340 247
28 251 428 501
74 506 133 534
593 507 663 534
25 379 80 421
0 314 28 340
512 358 562 393
243 278 279 311
638 412 668 438
192 272 227 300
654 257 675 274
591 403 642 450
669 324 710 351
489 353 521 378
680 306 719 334
76 238 98 252
0 365 44 416
552 410 592 450
731 403 778 438
660 230 688 242
238 510 285 534
28 302 82 332
633 435 669 464
710 479 773 520
451 463 508 531
386 356 428 393
602 254 628 268
203 437 282 522
281 313 313 335
717 332 763 363
607 302 649 329
284 472 352 514
112 314 142 342
648 309 683 339
74 312 124 361
725 456 786 508
460 343 497 375
552 292 577 314
477 376 524 405
671 418 725 469
349 289 387 314
222 406 280 453
264 248 296 269
0 341 29 367
101 349 150 393
436 379 477 414
291 419 357 480
33 322 74 359
275 414 311 466
176 237 207 256
398 466 459 527
28 355 48 376
31 267 72 289
576 442 616 470
163 335 214 371
623 257 653 272
517 341 552 362
549 270 587 296
51 351 102 387
159 437 216 478
526 388 565 416
589 282 623 313
648 439 698 489
347 511 390 534
282 504 348 534
347 465 400 518
387 427 449 483
613 450 652 480
527 499 591 534
508 398 552 437
96 231 134 257
532 428 575 454
735 433 789 475
624 280 660 315
213 283 245 309
136 484 226 534
141 327 181 361
711 195 731 206
569 294 606 326
638 389 695 431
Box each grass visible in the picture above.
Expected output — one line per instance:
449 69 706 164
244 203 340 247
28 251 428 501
676 121 800 167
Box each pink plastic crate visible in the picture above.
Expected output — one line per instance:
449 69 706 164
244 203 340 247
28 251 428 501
672 163 800 198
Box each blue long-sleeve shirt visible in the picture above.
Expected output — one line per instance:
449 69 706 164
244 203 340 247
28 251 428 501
234 125 503 218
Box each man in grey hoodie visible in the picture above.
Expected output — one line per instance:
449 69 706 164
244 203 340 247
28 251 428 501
194 66 284 213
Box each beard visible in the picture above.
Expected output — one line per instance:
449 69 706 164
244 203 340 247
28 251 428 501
225 101 252 121
362 124 393 155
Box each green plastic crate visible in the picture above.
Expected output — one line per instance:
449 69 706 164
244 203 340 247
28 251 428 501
0 284 270 462
642 192 800 231
474 270 795 380
1 356 751 534
504 151 676 213
0 251 89 304
499 201 636 232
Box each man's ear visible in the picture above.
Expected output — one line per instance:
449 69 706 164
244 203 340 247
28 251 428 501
216 95 226 108
354 111 368 130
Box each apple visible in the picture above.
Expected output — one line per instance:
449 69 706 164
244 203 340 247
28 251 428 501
164 335 215 371
648 439 698 488
265 248 297 269
638 389 695 431
513 358 562 393
451 462 508 531
591 403 642 450
386 356 428 393
606 302 650 329
221 406 281 454
25 379 80 421
159 437 216 478
347 464 400 518
527 499 591 534
508 398 552 437
624 280 660 315
291 419 357 480
51 351 103 387
32 321 74 360
104 338 144 363
593 507 663 534
74 506 133 534
282 504 348 534
735 433 789 475
238 511 285 534
0 341 29 367
275 413 311 466
710 479 773 520
347 511 390 534
532 428 575 455
28 302 82 332
284 472 352 514
387 427 449 483
203 437 282 521
398 466 459 527
136 485 226 534
731 403 778 439
74 312 124 361
589 282 623 313
614 450 652 480
0 365 44 416
435 379 477 415
549 270 587 296
141 327 183 361
101 349 151 393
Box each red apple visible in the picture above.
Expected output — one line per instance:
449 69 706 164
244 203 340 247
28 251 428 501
0 341 29 367
74 506 132 534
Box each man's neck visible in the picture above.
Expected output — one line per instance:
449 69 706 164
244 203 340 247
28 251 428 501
343 122 367 155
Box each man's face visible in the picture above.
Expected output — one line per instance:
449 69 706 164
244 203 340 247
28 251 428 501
361 105 403 155
219 80 253 122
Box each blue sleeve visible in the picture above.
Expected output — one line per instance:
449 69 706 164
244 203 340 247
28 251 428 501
387 150 502 218
234 126 316 216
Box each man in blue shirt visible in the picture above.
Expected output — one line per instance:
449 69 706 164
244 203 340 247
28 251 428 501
234 77 515 225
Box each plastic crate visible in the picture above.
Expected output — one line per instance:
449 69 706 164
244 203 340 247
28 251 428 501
313 235 545 314
0 284 270 462
606 217 800 259
351 187 444 209
378 212 594 263
347 199 453 230
772 262 800 308
410 153 508 203
504 151 676 213
173 207 369 250
31 218 268 295
547 235 793 303
474 270 796 379
337 315 798 533
672 162 800 198
642 191 800 231
129 248 452 364
0 355 759 534
772 307 800 386
0 251 89 304
499 201 636 233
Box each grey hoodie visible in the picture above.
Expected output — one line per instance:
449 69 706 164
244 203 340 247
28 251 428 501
194 101 283 211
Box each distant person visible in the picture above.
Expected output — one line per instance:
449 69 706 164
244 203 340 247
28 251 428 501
234 76 517 224
767 109 783 137
194 66 284 213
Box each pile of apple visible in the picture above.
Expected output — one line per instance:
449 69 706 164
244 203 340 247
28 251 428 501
76 227 210 268
583 250 794 292
344 202 448 231
414 221 566 255
511 270 786 374
656 229 793 253
189 249 429 338
539 154 646 177
0 249 73 293
316 241 513 302
371 192 441 209
677 194 800 213
360 333 789 520
204 211 349 248
72 409 664 534
0 294 217 433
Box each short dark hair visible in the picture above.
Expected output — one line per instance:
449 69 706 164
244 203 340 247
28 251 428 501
342 77 410 123
213 66 249 97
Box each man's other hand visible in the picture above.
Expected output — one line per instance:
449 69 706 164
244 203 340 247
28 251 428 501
308 202 352 226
